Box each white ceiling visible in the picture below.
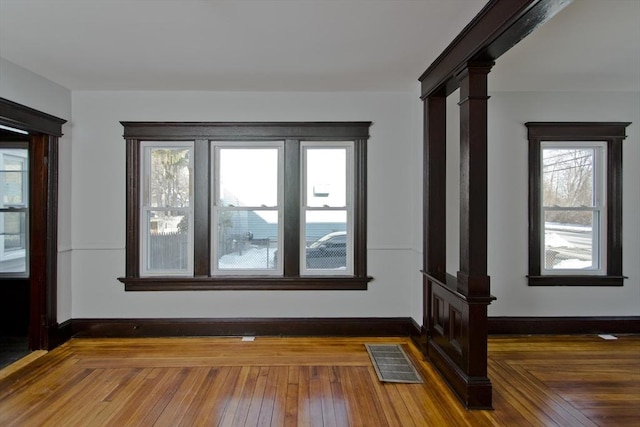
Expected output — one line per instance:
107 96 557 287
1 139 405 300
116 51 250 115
491 0 640 92
0 0 638 92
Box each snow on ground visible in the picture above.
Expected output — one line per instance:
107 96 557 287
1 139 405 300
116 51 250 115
553 259 593 269
545 232 574 248
218 247 274 269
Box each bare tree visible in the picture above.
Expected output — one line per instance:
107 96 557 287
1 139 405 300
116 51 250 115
150 148 190 208
543 148 594 225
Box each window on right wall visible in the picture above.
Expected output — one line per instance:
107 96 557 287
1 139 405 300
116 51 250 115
526 122 630 286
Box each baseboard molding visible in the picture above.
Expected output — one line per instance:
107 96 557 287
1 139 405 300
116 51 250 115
489 316 640 335
72 317 416 338
58 316 640 341
409 319 427 354
46 319 73 350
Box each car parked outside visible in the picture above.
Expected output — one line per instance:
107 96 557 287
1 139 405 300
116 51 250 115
272 231 347 269
305 231 347 269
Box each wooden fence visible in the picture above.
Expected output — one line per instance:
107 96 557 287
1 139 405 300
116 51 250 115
149 231 188 269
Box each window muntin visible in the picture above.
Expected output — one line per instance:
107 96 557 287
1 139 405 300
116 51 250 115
301 142 353 275
541 142 606 275
212 143 283 275
0 147 29 275
140 142 194 276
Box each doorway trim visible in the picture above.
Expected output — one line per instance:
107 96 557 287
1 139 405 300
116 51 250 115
0 97 66 350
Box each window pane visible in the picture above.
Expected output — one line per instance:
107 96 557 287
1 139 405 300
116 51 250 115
2 153 28 206
149 148 191 208
145 210 190 271
543 147 594 207
304 210 347 270
218 148 278 207
305 148 346 208
544 210 597 270
1 148 28 275
215 210 278 270
0 211 27 273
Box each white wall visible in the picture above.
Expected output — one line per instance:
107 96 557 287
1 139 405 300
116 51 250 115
0 57 73 323
487 91 640 316
71 91 418 319
0 57 71 120
408 82 424 324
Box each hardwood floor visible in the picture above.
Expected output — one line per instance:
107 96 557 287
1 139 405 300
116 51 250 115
0 335 638 426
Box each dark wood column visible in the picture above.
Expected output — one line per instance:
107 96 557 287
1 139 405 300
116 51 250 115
423 94 447 284
416 0 573 411
455 61 494 408
421 94 447 353
456 62 493 297
420 62 495 409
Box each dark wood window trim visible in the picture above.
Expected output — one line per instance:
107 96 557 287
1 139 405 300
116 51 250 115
118 122 372 291
526 122 630 286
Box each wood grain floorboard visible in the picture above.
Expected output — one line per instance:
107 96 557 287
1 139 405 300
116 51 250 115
0 335 638 426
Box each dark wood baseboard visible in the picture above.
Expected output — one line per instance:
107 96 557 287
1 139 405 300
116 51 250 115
489 316 640 335
72 317 416 338
46 319 73 350
409 319 427 354
48 316 640 347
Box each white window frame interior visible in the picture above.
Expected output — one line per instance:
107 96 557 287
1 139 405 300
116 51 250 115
300 141 354 276
211 141 284 276
540 141 607 276
140 141 194 276
0 145 29 277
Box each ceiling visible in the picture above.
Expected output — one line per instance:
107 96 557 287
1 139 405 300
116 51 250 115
0 0 638 92
491 0 640 92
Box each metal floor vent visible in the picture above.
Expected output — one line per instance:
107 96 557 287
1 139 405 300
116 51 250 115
365 344 423 384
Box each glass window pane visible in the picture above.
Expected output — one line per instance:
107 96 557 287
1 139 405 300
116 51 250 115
305 148 346 208
215 210 278 270
1 148 28 275
0 211 27 273
304 210 347 270
2 152 28 206
544 210 596 270
145 210 190 271
543 147 594 207
218 148 278 207
149 148 191 208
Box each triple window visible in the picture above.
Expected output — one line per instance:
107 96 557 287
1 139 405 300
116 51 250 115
121 122 370 290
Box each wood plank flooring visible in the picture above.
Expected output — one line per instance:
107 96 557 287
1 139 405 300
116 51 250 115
0 335 638 426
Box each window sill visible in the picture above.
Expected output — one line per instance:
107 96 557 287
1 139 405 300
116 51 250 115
118 275 373 291
527 275 626 287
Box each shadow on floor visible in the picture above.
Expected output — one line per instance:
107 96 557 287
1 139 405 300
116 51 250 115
0 336 29 370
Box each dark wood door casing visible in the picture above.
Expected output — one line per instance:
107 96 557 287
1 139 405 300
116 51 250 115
0 97 66 350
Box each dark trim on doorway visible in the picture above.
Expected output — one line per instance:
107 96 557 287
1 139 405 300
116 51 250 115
0 98 65 137
72 317 416 338
489 316 640 335
0 97 66 351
